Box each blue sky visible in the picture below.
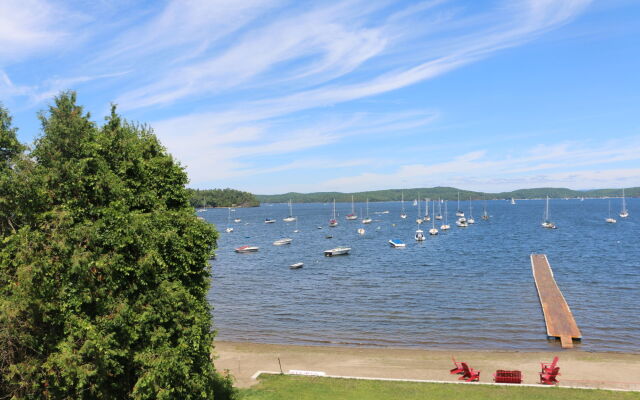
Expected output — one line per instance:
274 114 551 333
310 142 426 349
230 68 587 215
1 0 639 194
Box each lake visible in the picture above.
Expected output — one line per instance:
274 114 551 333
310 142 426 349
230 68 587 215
205 198 639 352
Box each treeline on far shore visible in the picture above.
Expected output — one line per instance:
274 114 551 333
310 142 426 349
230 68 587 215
256 186 640 204
188 188 260 208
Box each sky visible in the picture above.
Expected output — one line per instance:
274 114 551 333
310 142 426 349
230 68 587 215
1 0 639 194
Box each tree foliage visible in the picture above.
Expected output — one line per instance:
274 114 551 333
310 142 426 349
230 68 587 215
0 94 235 399
256 186 640 203
188 188 259 208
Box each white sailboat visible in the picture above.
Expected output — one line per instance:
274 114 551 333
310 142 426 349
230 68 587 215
620 188 629 218
225 207 234 233
283 199 296 222
429 200 438 235
413 199 418 206
362 199 372 224
456 192 464 217
346 195 358 220
424 198 431 221
467 197 475 224
482 198 489 220
329 199 338 227
435 198 443 220
511 197 516 205
541 196 557 229
400 192 407 219
606 199 617 223
440 201 450 230
416 194 423 224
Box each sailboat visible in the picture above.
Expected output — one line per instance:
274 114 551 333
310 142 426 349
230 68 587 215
435 198 443 220
283 199 296 222
362 199 372 224
456 192 464 217
541 196 557 229
429 200 438 235
606 199 617 223
329 199 338 227
620 188 629 218
440 201 450 230
416 194 423 224
511 197 516 205
415 226 425 241
467 197 475 224
400 192 407 219
413 199 418 206
293 218 300 233
424 198 431 221
225 208 234 233
482 198 489 220
346 195 358 220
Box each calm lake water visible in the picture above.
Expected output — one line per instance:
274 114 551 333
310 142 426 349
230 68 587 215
205 198 639 353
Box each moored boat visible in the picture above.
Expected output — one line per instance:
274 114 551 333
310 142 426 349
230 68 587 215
289 262 304 269
273 238 293 245
324 247 351 256
235 245 259 253
388 239 406 247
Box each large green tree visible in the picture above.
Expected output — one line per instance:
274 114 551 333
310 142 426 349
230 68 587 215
0 94 234 399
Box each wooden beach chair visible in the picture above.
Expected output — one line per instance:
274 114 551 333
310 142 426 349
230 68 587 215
540 366 560 385
450 356 464 375
540 356 559 374
459 362 480 382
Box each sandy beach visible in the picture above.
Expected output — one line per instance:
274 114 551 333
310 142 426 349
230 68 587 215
214 341 640 391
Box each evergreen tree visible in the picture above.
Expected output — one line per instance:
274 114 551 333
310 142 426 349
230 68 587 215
0 93 234 399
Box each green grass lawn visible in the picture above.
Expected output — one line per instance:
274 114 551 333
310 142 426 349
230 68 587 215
239 374 640 400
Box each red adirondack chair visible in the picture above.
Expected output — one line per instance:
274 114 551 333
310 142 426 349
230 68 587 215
450 356 464 375
540 356 559 374
540 366 560 385
459 362 480 382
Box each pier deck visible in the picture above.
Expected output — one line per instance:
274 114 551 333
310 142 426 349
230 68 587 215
530 254 582 348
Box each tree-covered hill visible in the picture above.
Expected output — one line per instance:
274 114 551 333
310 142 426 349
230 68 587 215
256 186 640 203
188 188 259 208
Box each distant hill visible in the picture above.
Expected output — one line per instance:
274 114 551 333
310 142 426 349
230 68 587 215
256 186 640 203
188 188 259 207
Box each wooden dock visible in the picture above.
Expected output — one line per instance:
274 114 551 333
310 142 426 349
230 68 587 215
530 254 582 348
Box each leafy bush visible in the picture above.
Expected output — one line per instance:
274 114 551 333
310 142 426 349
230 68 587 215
0 93 235 399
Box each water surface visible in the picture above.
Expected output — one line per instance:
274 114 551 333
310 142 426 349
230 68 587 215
205 198 640 352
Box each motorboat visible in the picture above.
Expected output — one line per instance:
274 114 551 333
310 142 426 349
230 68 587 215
289 262 304 269
273 238 293 245
235 245 259 253
324 247 351 256
389 239 406 247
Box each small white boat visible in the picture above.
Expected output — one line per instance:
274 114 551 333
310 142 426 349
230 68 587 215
620 188 629 218
289 262 304 269
388 239 406 247
234 218 241 223
346 195 358 220
413 199 418 206
283 199 297 222
362 199 372 224
235 245 259 253
441 201 450 230
415 229 425 241
273 238 293 245
606 199 617 223
329 199 339 227
467 197 475 224
429 200 438 235
324 247 351 256
225 208 234 232
357 228 365 235
264 218 276 224
424 198 430 221
482 198 489 220
455 192 465 217
400 191 407 219
456 217 468 227
435 198 443 220
416 194 423 224
511 198 516 205
541 196 557 229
